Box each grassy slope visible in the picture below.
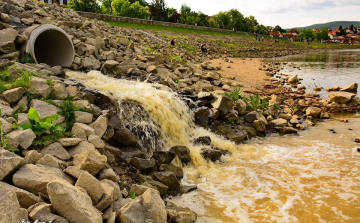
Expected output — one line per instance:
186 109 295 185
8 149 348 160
104 20 360 51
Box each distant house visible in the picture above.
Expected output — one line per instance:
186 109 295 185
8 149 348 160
270 31 283 38
282 33 297 39
40 0 68 6
328 31 338 40
313 28 320 33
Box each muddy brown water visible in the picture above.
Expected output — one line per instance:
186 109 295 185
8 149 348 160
171 115 360 223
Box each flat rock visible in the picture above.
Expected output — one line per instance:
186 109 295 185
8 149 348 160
58 137 83 147
306 107 322 118
12 164 74 195
7 129 36 149
73 150 107 175
89 115 108 137
71 123 95 139
166 202 197 223
329 92 356 104
29 77 52 98
75 171 104 204
169 146 191 163
68 141 96 157
2 87 25 104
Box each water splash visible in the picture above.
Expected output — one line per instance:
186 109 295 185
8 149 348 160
66 70 236 165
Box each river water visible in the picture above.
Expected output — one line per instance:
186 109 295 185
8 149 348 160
171 50 360 223
66 50 360 223
269 49 360 97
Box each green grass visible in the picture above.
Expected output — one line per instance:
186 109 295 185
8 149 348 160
169 56 183 62
294 42 360 49
103 20 257 38
178 43 197 52
0 67 36 94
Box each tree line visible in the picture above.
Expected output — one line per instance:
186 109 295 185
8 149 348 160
67 0 271 34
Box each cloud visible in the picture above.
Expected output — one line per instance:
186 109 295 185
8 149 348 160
252 0 359 14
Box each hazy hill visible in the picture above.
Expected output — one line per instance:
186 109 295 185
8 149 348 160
290 21 360 30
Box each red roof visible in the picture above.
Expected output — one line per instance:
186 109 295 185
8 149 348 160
270 31 282 37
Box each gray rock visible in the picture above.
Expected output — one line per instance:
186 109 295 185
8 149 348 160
12 164 74 195
99 168 120 182
152 151 176 166
82 56 101 70
252 120 266 132
329 92 356 104
166 202 197 223
130 184 158 197
24 150 42 164
71 123 95 139
235 99 247 115
29 77 52 98
57 138 83 147
73 150 107 175
2 87 25 104
114 126 139 146
271 118 288 127
7 129 36 149
75 111 93 124
169 146 191 163
194 107 210 128
75 171 104 204
340 82 358 93
96 182 114 211
159 164 183 178
152 171 180 190
117 188 167 223
0 149 24 180
0 28 18 53
138 174 168 196
88 134 105 149
0 102 13 116
36 154 64 169
211 95 234 116
0 181 41 209
68 141 96 157
0 117 12 134
89 115 108 137
131 157 156 173
201 147 229 162
63 166 84 179
17 113 30 125
28 202 69 223
226 130 248 143
305 107 322 118
53 83 68 99
47 179 103 223
0 185 29 223
30 99 62 121
40 142 71 160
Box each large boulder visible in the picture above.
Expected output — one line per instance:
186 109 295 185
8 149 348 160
340 82 358 93
68 141 97 157
0 185 28 222
6 129 36 149
235 99 247 115
211 95 234 116
193 107 210 128
117 188 167 223
288 75 299 83
0 149 24 180
138 175 168 196
0 28 18 53
201 147 229 162
329 92 356 104
0 182 41 208
12 164 74 195
226 130 248 143
47 179 103 223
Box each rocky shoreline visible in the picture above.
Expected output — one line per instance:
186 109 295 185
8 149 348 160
0 0 359 223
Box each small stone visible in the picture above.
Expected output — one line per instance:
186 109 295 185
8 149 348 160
40 142 71 160
169 146 191 163
306 107 322 118
75 111 93 124
24 150 43 164
131 157 156 173
71 123 95 139
2 87 25 104
57 138 83 147
73 150 107 175
88 134 105 149
89 115 108 137
36 154 64 169
99 168 120 182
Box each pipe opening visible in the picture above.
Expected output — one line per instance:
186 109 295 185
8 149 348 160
32 28 74 67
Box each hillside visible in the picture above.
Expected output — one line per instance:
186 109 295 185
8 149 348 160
291 21 360 30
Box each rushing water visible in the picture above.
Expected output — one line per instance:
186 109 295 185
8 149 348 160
269 49 360 97
67 61 360 223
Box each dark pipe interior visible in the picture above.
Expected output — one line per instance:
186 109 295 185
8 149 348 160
33 30 73 67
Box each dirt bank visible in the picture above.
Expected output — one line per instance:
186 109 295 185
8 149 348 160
210 58 268 92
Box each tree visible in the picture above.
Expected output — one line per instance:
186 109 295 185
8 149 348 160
180 4 191 24
167 7 177 18
68 0 100 12
299 29 314 41
100 0 113 14
111 0 150 19
244 16 258 33
273 25 285 33
228 9 246 31
339 29 346 36
149 0 168 21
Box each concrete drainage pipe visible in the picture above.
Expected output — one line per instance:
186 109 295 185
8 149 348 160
26 24 74 68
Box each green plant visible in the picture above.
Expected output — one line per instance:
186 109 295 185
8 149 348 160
224 87 244 102
292 107 299 115
169 56 183 62
228 117 238 125
19 107 66 147
0 68 36 94
272 104 279 112
243 94 269 111
0 111 19 152
129 191 136 199
12 104 25 119
20 53 35 64
0 70 11 81
178 43 197 52
57 99 89 131
46 78 55 87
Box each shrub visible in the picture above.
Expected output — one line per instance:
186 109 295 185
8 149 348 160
243 94 269 111
224 87 243 102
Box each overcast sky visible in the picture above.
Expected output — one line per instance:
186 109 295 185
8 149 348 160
159 0 360 28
